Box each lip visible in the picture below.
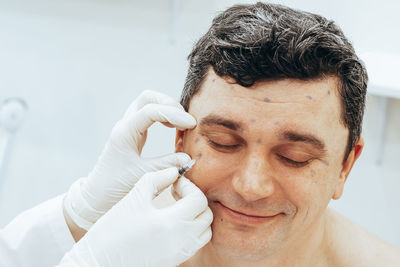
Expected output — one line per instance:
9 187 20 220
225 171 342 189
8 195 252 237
215 201 280 225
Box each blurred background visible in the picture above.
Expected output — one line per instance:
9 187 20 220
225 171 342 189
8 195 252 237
1 0 399 246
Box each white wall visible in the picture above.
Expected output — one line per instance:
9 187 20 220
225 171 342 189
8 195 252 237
1 0 399 246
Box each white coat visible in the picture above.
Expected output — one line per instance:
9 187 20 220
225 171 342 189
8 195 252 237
0 195 75 267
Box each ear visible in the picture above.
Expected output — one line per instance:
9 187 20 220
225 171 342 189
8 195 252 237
332 137 364 200
175 129 185 153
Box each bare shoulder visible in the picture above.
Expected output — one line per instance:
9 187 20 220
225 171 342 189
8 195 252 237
324 208 400 267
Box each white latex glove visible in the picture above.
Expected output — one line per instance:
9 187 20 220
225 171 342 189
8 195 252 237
64 90 197 229
58 167 213 267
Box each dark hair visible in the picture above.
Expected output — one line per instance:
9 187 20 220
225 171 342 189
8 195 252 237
180 2 368 163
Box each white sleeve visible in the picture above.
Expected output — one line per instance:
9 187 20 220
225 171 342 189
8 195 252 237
0 194 76 267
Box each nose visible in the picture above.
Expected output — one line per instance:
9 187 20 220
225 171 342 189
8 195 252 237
232 153 275 202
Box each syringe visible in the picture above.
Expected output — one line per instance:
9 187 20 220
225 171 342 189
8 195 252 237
178 159 196 176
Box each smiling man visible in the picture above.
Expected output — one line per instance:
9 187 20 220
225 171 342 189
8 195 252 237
174 2 400 267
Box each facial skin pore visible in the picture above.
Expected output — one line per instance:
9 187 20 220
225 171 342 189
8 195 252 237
175 69 364 267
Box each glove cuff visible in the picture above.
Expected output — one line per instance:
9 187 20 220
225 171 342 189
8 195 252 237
64 178 104 230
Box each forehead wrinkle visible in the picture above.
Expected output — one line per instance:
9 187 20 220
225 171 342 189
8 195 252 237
226 93 315 107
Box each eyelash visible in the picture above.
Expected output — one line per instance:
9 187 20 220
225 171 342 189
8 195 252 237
278 155 310 167
208 140 310 167
208 140 241 150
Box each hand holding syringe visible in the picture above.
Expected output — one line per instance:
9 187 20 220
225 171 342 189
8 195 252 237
59 90 213 267
58 161 213 267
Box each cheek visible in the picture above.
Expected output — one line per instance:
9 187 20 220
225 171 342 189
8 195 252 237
283 167 336 220
182 135 236 192
184 150 232 192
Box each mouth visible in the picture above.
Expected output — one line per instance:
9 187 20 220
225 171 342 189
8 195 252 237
214 201 281 225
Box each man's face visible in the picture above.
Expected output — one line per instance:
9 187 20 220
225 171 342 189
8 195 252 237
175 69 362 261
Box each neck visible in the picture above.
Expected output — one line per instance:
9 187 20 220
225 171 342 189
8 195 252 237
181 209 332 267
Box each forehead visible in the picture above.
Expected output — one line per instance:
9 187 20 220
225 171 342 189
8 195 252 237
192 69 340 115
191 70 341 117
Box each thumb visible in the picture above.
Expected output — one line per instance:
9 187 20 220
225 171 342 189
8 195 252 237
134 167 180 202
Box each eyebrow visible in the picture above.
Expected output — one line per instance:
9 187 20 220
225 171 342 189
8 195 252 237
278 130 327 153
199 114 327 153
199 115 243 131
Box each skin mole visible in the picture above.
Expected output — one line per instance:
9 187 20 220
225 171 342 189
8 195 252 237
306 95 312 100
263 97 271 102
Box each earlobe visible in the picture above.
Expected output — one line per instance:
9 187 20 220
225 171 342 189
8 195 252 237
332 137 364 200
175 130 185 153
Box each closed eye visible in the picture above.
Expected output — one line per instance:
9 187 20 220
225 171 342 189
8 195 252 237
207 140 241 150
278 155 310 167
206 137 312 167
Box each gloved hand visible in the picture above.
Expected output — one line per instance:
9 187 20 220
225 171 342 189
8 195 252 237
58 167 213 267
64 90 197 230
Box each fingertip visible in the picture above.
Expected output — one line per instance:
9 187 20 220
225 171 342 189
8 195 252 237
165 166 180 178
175 152 192 165
195 188 208 208
175 176 207 206
179 112 197 127
176 103 185 111
175 116 196 130
148 167 180 198
198 227 212 248
206 207 214 222
205 227 212 241
187 115 197 128
206 229 212 243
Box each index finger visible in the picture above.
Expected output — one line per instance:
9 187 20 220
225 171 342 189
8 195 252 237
130 104 197 136
123 90 184 119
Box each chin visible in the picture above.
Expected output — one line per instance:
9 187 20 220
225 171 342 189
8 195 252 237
209 215 290 262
